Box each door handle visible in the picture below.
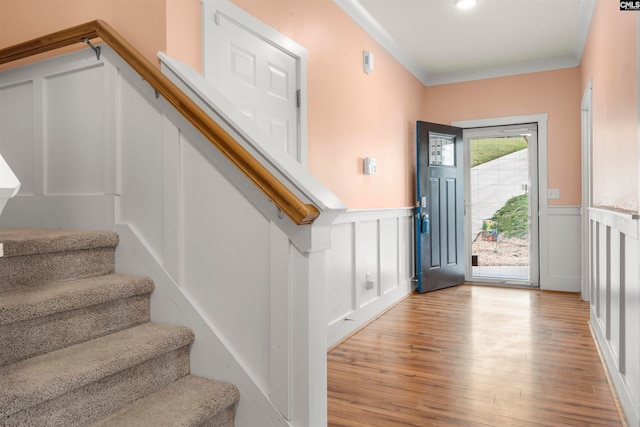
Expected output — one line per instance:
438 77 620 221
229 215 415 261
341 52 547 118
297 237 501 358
421 213 430 234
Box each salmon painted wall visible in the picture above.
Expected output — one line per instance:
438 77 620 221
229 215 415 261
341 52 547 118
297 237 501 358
0 0 202 73
424 68 583 206
580 0 638 213
166 0 203 73
231 0 426 209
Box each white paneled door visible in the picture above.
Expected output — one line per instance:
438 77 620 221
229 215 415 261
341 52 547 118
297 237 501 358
204 5 301 162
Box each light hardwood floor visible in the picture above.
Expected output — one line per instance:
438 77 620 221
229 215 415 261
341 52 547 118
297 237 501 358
328 284 625 426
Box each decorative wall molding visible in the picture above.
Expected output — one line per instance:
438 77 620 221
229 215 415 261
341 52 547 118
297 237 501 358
327 208 415 348
545 206 582 292
589 207 640 426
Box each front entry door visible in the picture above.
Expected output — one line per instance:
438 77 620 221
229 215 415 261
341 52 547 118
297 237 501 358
415 121 465 292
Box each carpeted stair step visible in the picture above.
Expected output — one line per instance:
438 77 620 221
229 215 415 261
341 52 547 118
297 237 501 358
0 274 154 366
0 322 194 426
0 228 119 292
89 375 240 427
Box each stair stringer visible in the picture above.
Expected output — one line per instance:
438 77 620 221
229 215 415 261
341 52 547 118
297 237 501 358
115 223 290 427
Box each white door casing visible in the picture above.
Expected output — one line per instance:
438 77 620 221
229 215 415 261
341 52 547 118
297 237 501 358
581 79 593 301
461 123 540 287
453 114 550 289
203 0 308 165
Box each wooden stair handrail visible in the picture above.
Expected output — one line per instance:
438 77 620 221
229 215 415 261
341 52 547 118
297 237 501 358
0 20 320 225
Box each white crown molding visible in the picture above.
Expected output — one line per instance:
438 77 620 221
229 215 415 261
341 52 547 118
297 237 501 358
573 0 596 63
424 56 579 86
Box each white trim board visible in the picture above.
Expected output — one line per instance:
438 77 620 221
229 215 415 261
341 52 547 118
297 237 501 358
581 78 593 301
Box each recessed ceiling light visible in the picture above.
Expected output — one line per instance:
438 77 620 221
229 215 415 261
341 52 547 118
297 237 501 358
456 0 477 9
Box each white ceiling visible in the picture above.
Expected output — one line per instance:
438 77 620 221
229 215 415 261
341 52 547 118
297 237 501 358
335 0 595 86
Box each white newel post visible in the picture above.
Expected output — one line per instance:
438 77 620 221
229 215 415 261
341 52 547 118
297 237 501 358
305 248 328 426
0 152 21 217
285 225 330 426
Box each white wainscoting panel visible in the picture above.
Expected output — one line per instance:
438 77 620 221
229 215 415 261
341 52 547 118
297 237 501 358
326 222 355 324
0 50 115 229
380 217 400 295
327 208 415 348
544 206 581 292
180 136 272 391
589 207 640 426
45 64 105 195
117 74 166 260
356 219 379 308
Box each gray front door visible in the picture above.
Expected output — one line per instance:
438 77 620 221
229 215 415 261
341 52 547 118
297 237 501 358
415 121 465 292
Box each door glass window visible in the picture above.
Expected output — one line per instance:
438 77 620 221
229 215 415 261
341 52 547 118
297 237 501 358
429 134 455 166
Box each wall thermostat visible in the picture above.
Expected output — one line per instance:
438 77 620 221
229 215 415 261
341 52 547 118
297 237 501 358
364 157 376 175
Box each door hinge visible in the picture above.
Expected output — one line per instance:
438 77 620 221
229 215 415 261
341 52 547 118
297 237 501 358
296 89 301 108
